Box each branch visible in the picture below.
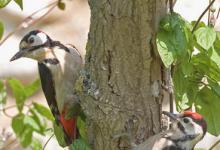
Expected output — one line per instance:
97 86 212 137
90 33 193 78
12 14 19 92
208 0 211 26
0 103 33 118
209 139 220 150
217 8 220 20
169 0 173 13
192 0 216 33
0 1 58 46
43 134 54 150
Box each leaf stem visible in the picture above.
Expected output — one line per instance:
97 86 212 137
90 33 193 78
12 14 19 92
0 1 58 46
43 134 55 150
192 0 216 33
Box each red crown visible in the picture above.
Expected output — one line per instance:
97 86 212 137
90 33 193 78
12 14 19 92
183 111 203 120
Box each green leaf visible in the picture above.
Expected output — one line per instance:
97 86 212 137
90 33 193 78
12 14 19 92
77 116 87 141
185 78 200 104
12 114 33 147
0 21 3 40
24 116 41 132
8 79 26 112
70 138 91 150
20 126 33 147
210 47 220 68
30 108 47 134
8 79 40 112
58 1 65 10
194 27 216 50
196 87 220 136
208 78 220 97
0 80 7 106
181 59 194 76
156 31 175 67
173 67 193 111
0 0 11 8
14 0 22 9
53 122 67 147
191 21 206 31
176 93 191 111
31 138 42 150
24 79 40 97
33 102 54 121
12 113 25 136
173 67 186 100
216 31 220 41
192 53 220 81
157 13 188 67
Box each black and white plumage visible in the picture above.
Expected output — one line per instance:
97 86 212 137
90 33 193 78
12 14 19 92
10 30 83 146
135 111 207 150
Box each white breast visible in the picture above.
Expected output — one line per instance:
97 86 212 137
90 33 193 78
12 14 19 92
47 46 83 113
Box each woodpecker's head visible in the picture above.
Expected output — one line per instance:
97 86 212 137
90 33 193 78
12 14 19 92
163 111 207 147
10 30 52 62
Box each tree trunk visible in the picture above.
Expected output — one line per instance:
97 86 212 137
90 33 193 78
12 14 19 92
79 0 167 149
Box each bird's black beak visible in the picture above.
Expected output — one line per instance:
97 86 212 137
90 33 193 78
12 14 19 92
10 51 26 61
162 111 179 120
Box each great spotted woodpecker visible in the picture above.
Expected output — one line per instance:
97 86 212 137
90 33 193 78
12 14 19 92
136 111 207 150
10 30 83 146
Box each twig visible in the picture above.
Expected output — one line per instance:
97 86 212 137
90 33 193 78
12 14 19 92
170 65 175 114
0 104 17 111
192 0 216 33
0 1 58 46
43 134 55 150
208 0 211 26
169 0 173 13
0 103 33 118
2 108 14 118
217 8 220 20
0 103 32 111
209 139 220 150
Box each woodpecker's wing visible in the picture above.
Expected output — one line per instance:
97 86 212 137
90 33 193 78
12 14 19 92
38 62 72 146
38 62 59 120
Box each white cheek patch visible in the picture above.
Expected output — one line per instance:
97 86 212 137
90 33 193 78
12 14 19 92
30 32 48 46
37 32 47 43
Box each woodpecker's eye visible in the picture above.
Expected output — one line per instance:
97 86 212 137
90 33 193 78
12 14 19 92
183 117 190 124
28 37 35 44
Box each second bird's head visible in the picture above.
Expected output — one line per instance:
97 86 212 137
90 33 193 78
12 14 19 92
163 111 207 144
10 30 52 62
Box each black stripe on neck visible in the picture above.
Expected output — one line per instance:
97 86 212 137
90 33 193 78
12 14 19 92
178 122 186 134
43 58 59 65
51 41 70 53
165 134 196 143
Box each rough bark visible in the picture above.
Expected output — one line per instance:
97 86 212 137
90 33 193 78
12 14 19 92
79 0 167 149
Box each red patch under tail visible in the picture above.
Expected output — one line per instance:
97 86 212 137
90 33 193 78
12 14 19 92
60 111 77 140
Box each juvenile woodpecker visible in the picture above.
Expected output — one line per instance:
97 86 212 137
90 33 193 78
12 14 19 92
10 30 83 146
136 111 207 150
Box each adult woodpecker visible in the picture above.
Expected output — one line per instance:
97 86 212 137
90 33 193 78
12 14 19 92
136 111 207 150
10 30 83 146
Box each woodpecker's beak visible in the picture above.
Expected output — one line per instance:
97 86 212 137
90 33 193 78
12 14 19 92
10 41 29 61
162 111 179 120
10 50 26 61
